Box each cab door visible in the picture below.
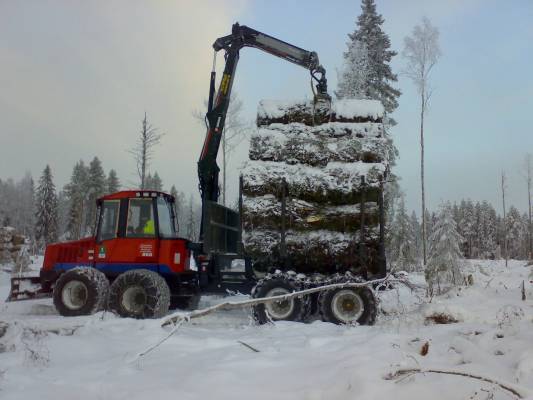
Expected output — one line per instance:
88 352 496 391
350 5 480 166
95 197 159 275
93 199 121 268
120 196 159 267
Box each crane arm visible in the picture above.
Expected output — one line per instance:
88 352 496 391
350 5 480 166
197 23 329 241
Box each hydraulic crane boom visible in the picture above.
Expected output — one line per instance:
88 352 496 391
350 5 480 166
198 23 329 241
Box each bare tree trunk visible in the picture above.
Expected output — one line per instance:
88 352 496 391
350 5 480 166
141 113 148 190
501 172 508 268
420 92 427 266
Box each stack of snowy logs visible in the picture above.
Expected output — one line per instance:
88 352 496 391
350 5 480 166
241 99 388 276
0 227 27 266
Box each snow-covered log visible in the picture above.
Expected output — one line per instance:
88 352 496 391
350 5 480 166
243 228 381 273
249 126 388 166
242 160 384 204
243 194 379 232
257 99 384 126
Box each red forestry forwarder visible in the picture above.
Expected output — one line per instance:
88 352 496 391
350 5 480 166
8 24 383 325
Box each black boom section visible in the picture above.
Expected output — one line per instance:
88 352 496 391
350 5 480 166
197 23 329 243
202 201 240 254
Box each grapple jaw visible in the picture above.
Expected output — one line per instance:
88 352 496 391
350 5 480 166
7 276 51 302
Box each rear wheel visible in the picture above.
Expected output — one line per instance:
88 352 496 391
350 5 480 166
318 277 377 325
251 272 310 324
53 267 109 317
108 269 170 319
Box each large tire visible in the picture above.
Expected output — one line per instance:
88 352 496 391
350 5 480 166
108 269 170 319
318 275 377 325
251 272 310 324
53 267 109 317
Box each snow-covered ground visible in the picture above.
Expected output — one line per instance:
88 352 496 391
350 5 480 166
1 259 532 400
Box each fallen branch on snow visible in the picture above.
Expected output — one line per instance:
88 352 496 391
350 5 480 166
238 340 260 353
134 275 421 362
384 367 531 399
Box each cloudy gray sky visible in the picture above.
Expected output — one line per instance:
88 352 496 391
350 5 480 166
1 0 532 215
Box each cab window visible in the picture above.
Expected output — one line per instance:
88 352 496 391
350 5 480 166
97 200 120 241
157 197 177 238
126 198 155 238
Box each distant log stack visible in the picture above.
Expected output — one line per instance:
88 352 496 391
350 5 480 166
0 226 28 267
241 99 388 277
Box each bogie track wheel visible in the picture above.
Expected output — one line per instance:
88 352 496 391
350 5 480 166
251 274 310 324
319 285 376 325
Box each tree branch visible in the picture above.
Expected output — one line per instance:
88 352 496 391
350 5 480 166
384 367 530 399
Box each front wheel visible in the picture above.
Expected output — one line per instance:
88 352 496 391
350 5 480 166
53 267 109 317
108 269 170 319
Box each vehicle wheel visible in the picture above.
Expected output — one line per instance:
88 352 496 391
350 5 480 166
318 280 377 325
108 269 170 319
53 267 109 317
251 273 310 324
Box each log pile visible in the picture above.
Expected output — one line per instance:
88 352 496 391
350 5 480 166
0 227 27 266
242 99 388 275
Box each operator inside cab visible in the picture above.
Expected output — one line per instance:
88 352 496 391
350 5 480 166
126 198 155 237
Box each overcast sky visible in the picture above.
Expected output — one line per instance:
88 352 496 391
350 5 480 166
1 0 532 215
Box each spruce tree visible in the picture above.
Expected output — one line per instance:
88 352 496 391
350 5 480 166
170 185 178 200
342 0 401 114
106 169 120 194
151 172 163 191
66 161 88 240
144 173 153 190
507 206 526 259
35 165 58 249
57 190 70 240
426 202 463 293
410 211 422 261
16 172 35 238
336 39 371 99
85 157 106 235
390 196 418 271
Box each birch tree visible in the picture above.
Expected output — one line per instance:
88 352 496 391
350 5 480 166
402 17 441 266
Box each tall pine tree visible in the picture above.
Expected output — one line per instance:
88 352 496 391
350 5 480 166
106 169 120 194
336 39 371 99
389 196 418 271
35 165 58 249
426 202 463 293
85 157 106 235
65 161 88 240
340 0 401 114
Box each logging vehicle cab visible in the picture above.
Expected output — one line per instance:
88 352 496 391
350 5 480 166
8 23 382 325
